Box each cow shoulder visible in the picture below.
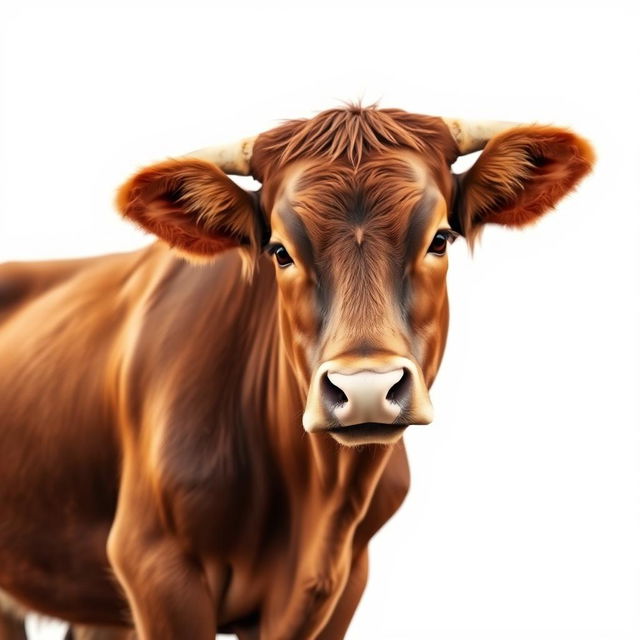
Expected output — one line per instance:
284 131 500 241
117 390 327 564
118 251 280 544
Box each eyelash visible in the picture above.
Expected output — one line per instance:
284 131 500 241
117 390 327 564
266 243 279 255
442 229 459 244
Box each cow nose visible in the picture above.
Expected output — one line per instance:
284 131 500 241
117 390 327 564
302 356 433 436
322 368 409 426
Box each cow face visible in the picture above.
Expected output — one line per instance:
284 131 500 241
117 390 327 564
118 106 594 446
263 153 451 445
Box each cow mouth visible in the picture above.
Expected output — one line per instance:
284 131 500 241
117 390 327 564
327 422 407 445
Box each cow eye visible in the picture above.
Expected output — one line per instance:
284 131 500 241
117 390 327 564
269 243 294 268
427 230 457 256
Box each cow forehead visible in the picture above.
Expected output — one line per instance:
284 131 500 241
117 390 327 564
277 148 434 201
270 150 447 245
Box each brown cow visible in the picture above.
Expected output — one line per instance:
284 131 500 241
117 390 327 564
0 104 594 639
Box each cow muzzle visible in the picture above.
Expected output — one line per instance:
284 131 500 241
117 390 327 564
302 356 433 445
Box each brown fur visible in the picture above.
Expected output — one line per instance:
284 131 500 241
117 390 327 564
251 103 459 173
457 125 596 242
0 105 594 639
117 158 261 272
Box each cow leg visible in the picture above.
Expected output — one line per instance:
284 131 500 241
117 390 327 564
107 534 218 640
315 549 369 640
107 503 219 640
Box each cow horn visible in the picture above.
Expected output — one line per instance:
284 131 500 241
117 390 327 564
442 118 518 155
186 136 257 175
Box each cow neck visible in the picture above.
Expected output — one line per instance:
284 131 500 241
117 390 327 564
264 315 395 519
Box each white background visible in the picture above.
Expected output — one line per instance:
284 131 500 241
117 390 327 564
1 1 639 639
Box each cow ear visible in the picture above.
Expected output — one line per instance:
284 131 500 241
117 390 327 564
116 158 262 263
452 125 595 242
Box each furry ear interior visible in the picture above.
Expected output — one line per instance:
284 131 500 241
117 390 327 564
116 158 261 261
452 125 595 242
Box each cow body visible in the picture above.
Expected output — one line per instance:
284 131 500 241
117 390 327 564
0 244 409 638
0 105 594 639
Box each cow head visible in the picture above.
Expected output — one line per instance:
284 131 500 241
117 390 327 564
117 105 594 446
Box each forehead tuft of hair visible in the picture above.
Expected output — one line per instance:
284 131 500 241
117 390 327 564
252 102 458 177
